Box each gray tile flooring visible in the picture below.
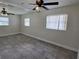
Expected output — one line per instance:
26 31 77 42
0 34 77 59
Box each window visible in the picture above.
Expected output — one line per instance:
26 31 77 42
0 17 9 26
24 18 30 26
46 14 68 31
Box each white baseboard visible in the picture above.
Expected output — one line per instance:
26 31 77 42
0 32 20 37
22 33 78 52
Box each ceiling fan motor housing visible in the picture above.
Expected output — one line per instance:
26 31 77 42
36 0 44 7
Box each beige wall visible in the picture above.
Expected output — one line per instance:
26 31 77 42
21 4 79 51
0 15 20 36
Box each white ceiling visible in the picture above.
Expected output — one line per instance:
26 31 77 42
0 0 79 15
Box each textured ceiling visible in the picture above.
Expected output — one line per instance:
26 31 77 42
0 0 79 15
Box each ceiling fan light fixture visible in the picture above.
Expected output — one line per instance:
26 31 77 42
1 13 8 16
36 6 40 12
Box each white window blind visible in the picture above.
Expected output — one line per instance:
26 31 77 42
0 17 9 26
46 14 68 31
58 15 68 30
24 18 30 26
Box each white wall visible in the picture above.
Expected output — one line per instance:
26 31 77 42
0 15 20 36
21 4 79 52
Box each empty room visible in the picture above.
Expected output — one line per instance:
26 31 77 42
0 0 79 59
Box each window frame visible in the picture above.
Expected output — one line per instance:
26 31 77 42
46 14 68 31
24 18 30 27
0 16 9 26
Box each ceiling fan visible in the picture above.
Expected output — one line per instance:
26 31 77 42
29 0 59 11
0 8 15 16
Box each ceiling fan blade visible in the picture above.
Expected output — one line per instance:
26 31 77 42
43 2 59 5
7 13 15 15
42 6 49 10
32 7 36 10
